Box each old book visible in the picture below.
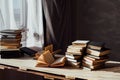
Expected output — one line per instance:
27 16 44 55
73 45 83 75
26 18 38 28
0 32 21 37
88 41 105 50
83 56 107 65
44 44 53 53
68 45 85 49
0 38 21 42
0 48 19 51
66 52 82 56
86 48 110 56
0 45 21 49
0 41 21 45
72 40 89 46
67 61 81 68
67 48 82 55
36 50 66 67
20 47 37 57
0 50 23 58
65 54 81 60
1 34 22 39
85 54 109 60
67 58 81 63
0 29 22 34
82 62 105 70
82 59 106 66
0 41 21 46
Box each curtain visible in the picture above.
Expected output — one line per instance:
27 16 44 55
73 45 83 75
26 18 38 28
0 0 44 49
42 0 74 53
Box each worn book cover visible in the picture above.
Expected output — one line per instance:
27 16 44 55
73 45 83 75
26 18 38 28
86 48 110 56
87 41 105 50
72 40 89 47
0 29 22 34
83 56 107 65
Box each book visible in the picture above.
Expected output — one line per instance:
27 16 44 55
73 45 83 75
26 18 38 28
86 48 110 56
83 57 107 65
0 51 23 58
0 42 21 46
65 54 81 60
0 45 21 49
1 34 22 39
67 58 81 63
66 52 82 56
0 32 21 36
44 44 53 53
0 48 19 51
67 61 81 68
82 62 105 70
72 40 89 46
0 41 20 45
20 47 37 57
88 41 105 50
0 29 22 34
85 54 109 60
67 48 82 55
82 59 106 66
0 38 21 42
68 45 85 49
36 50 66 67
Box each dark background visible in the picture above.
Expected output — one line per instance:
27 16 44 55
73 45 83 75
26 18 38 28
44 0 120 61
71 0 120 61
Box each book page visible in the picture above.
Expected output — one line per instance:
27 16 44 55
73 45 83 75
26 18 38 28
51 57 66 66
36 50 55 67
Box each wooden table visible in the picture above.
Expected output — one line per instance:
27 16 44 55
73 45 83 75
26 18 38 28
0 57 120 80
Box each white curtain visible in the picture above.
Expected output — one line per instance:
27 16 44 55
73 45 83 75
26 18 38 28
0 0 44 48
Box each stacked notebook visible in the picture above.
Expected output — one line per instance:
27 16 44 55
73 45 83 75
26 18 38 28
0 29 23 58
66 40 89 68
82 41 110 70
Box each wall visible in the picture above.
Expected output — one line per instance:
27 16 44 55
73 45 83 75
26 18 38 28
71 0 120 61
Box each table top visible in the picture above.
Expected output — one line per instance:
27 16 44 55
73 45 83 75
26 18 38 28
0 56 120 80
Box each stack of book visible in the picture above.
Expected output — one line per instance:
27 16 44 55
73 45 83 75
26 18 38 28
82 41 110 70
0 29 23 58
66 40 89 68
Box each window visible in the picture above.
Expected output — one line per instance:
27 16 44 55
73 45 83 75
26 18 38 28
0 0 44 48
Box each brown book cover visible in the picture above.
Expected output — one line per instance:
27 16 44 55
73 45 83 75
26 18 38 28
0 38 21 42
67 61 81 68
83 56 107 65
86 48 110 56
82 62 105 70
0 45 21 49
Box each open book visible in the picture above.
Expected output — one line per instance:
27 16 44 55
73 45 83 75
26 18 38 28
36 50 66 67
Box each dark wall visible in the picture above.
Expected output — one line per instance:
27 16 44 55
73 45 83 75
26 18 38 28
71 0 120 61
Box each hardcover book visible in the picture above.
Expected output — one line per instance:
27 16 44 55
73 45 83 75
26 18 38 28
65 54 81 60
85 54 109 60
82 62 105 70
88 41 105 50
86 48 110 56
0 29 22 34
83 57 107 65
72 40 89 45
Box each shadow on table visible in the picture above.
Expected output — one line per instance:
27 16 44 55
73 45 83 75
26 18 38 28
100 61 120 73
